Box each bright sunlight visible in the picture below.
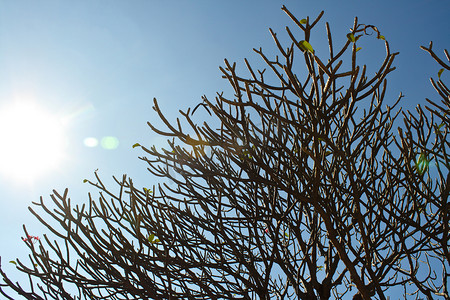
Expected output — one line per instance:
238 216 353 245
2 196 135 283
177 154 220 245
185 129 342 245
0 101 66 183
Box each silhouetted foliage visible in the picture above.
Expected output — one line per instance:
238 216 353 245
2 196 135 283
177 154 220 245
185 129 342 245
1 6 449 300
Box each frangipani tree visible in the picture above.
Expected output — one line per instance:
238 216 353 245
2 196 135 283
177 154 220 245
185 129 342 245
1 6 448 300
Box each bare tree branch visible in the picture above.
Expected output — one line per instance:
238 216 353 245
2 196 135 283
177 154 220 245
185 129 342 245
1 6 448 300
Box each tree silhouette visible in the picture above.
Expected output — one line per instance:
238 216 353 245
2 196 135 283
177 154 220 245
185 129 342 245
1 6 449 300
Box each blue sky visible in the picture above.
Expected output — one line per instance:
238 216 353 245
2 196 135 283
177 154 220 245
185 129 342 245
0 0 448 296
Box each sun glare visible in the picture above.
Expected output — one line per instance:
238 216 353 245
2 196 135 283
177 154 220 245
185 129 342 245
0 102 66 183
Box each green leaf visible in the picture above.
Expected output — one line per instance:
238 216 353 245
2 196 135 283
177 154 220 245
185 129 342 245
83 179 88 183
152 239 160 244
148 234 155 243
132 143 141 148
242 150 253 159
317 265 324 271
377 35 385 40
299 40 314 54
300 19 307 24
356 47 362 52
415 153 429 175
9 260 16 265
435 123 445 136
438 68 444 79
347 33 356 43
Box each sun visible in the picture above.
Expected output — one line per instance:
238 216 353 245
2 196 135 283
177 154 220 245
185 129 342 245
0 101 66 183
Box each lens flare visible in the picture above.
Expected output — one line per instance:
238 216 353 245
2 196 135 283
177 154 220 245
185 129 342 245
83 137 99 148
101 136 119 150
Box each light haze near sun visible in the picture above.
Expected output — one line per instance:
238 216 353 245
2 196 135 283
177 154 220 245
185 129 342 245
0 100 66 183
0 99 120 183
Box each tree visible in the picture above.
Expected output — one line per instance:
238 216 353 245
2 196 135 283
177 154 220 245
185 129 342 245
1 6 449 300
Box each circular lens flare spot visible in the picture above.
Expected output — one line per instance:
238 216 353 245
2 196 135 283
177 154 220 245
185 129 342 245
83 137 99 148
101 136 119 150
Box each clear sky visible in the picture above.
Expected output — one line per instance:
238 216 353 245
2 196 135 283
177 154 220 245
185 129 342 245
0 0 448 296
